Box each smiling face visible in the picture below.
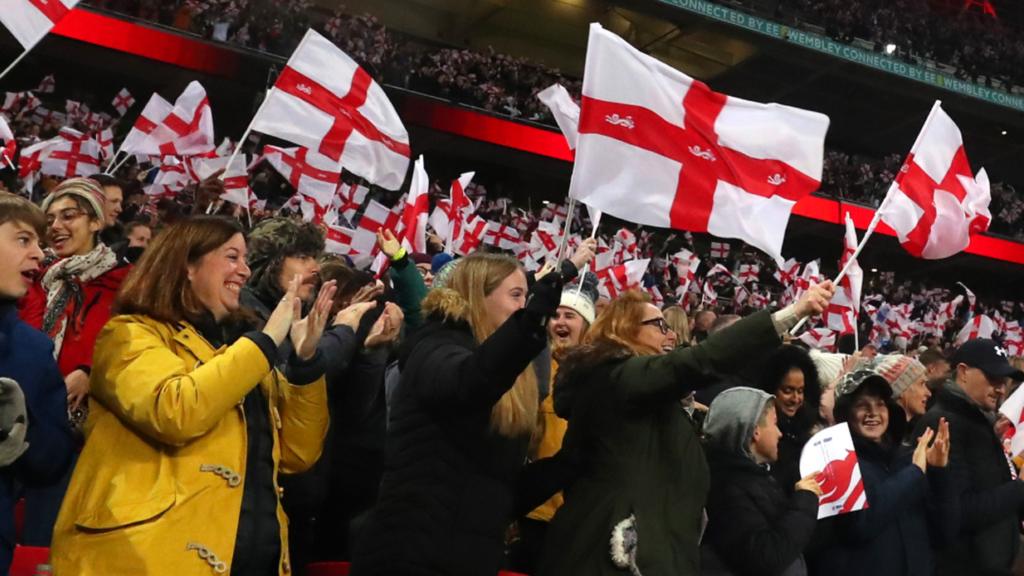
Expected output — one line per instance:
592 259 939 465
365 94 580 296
548 306 587 348
849 392 890 443
636 303 675 355
278 254 320 302
101 185 123 227
45 196 102 258
776 368 806 418
483 269 527 328
0 220 45 300
187 233 250 321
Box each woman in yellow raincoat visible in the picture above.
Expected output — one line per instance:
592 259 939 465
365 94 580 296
50 216 334 575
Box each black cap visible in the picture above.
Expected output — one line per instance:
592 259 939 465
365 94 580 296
951 338 1024 380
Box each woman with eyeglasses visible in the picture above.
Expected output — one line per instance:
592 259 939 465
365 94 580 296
537 283 834 576
17 178 131 547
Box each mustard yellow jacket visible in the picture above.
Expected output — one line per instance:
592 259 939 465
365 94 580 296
50 315 329 576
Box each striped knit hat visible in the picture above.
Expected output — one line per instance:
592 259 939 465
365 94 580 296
40 177 106 221
871 354 927 398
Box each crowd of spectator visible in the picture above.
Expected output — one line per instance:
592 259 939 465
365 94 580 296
774 0 1024 90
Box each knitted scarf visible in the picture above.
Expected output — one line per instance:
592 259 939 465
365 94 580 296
41 243 118 358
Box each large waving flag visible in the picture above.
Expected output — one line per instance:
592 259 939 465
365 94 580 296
568 23 828 263
878 101 991 259
1 0 78 49
249 29 410 190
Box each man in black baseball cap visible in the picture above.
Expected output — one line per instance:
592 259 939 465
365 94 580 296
915 338 1024 576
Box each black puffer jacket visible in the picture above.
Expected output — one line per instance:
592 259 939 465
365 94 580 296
704 449 819 576
351 288 572 576
914 383 1024 576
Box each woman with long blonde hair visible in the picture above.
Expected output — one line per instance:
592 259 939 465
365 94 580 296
538 283 835 576
352 253 568 576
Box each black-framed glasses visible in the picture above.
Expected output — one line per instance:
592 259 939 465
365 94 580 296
640 317 669 334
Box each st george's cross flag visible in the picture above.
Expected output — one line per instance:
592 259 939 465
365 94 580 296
1 0 79 49
250 29 411 190
263 145 343 209
825 213 864 335
568 24 829 263
878 101 992 259
400 155 430 253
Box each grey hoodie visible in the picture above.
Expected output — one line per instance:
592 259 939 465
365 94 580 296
704 386 775 462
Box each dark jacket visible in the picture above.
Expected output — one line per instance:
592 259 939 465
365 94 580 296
914 383 1024 576
537 310 781 576
704 449 819 576
810 435 958 576
0 302 74 571
351 288 570 576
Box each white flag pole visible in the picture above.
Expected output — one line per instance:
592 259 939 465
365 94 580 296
789 200 889 335
575 206 602 295
0 48 36 85
553 197 577 269
221 89 271 182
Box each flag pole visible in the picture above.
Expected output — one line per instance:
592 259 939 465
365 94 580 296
554 197 577 269
106 153 132 176
575 207 601 295
0 48 34 85
221 89 270 182
789 199 890 335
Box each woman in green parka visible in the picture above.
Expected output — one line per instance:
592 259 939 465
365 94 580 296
537 282 834 576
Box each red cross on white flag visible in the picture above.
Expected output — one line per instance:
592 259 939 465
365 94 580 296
352 199 401 255
336 181 369 223
400 155 430 253
41 128 99 178
121 82 215 157
484 223 521 250
0 0 78 49
710 241 730 260
145 157 191 198
878 101 991 259
596 258 649 300
569 24 828 263
219 156 258 209
826 213 863 335
250 29 411 190
324 224 359 256
956 314 997 345
737 263 760 285
263 145 343 209
798 327 837 351
112 88 136 117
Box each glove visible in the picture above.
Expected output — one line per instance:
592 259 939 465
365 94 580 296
523 270 564 328
0 378 28 467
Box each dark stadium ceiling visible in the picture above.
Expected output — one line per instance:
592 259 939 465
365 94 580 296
318 0 1024 187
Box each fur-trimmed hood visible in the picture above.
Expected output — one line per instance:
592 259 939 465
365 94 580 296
553 341 634 420
421 287 471 324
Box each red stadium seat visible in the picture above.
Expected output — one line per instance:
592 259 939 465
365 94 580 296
306 561 351 576
8 546 50 576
